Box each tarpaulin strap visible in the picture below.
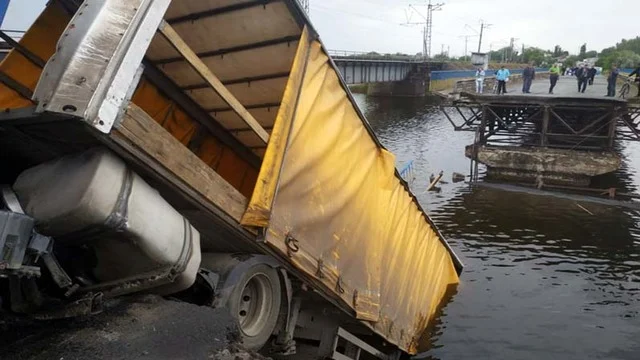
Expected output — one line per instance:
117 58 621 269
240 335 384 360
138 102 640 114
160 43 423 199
0 70 34 100
0 29 46 68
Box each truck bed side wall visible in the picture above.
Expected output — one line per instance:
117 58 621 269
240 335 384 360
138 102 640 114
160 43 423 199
0 1 259 197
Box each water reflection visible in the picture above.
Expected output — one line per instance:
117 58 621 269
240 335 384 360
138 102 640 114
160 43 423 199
353 93 640 360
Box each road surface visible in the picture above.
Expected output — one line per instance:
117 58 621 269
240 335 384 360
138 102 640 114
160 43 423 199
0 295 267 360
509 74 638 99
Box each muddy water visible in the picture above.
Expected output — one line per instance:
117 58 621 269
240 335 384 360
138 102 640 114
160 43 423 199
352 94 640 360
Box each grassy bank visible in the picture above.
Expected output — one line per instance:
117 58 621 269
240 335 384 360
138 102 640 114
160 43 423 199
348 84 369 94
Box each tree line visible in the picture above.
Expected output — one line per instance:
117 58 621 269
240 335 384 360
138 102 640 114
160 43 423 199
596 37 640 69
337 37 640 69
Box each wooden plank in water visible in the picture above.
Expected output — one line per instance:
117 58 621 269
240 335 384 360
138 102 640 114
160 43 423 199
111 103 248 222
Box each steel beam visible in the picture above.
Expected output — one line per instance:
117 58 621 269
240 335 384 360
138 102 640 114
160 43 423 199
154 35 300 65
0 71 34 100
166 0 276 25
0 30 46 68
181 72 290 90
206 102 281 114
33 0 172 133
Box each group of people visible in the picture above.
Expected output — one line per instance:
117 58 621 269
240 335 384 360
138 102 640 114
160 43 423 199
473 63 640 97
474 64 539 95
474 66 512 94
547 63 596 94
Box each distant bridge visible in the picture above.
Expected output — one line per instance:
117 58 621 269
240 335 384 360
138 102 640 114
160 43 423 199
328 50 444 85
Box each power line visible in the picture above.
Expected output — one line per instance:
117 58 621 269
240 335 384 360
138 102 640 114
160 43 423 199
459 34 478 59
311 4 401 26
405 1 444 58
298 0 309 14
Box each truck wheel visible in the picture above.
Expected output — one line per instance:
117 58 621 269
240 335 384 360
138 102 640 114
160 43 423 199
227 264 281 351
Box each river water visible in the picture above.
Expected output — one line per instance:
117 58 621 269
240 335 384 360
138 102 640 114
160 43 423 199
352 94 640 360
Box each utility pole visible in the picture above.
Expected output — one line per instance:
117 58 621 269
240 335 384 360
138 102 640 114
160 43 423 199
441 44 445 56
425 1 444 58
461 35 469 59
508 37 519 62
477 20 492 52
459 34 478 60
405 1 444 58
298 0 309 14
508 37 514 62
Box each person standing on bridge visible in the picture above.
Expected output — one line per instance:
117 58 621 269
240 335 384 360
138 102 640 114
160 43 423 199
606 65 619 97
522 63 536 94
588 66 597 86
629 65 640 97
549 63 561 94
475 67 486 93
576 64 590 93
495 65 510 95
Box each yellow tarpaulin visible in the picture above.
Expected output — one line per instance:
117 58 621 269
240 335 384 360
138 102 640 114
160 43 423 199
243 38 461 354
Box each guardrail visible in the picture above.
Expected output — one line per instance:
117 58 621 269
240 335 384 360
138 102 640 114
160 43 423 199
430 68 549 81
399 160 416 186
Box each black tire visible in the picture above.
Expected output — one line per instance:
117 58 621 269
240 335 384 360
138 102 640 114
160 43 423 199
226 264 281 351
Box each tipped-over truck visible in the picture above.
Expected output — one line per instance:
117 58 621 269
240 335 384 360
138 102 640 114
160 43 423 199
0 0 462 358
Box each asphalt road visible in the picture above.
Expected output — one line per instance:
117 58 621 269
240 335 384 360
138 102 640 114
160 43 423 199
516 74 622 98
0 295 267 360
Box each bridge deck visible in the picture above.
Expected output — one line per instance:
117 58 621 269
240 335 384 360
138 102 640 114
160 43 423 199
440 74 640 186
516 74 609 98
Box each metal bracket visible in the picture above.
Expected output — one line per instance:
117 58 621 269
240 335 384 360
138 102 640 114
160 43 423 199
318 327 390 360
1 186 25 214
33 0 171 133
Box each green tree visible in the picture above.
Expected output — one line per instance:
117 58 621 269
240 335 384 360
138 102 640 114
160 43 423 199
432 53 450 61
563 55 580 68
579 43 587 58
584 50 598 58
601 50 640 69
522 47 546 65
599 46 616 58
553 45 564 57
616 37 640 54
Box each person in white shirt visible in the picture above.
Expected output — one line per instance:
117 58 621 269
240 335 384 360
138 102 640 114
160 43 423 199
475 67 486 93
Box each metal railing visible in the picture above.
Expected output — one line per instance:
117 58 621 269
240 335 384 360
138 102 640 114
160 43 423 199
327 49 429 62
399 160 416 186
441 95 639 153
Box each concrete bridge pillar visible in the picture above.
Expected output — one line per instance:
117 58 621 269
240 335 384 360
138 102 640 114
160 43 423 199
367 78 428 97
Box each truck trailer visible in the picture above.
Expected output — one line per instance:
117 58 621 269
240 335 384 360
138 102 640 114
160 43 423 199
0 1 462 358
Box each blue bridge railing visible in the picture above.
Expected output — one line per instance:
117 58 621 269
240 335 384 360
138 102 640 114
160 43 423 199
399 160 415 185
430 68 549 81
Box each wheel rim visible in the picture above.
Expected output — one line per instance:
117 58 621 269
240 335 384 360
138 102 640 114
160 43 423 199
237 273 273 337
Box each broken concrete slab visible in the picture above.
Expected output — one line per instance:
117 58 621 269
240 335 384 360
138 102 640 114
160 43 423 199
466 145 621 186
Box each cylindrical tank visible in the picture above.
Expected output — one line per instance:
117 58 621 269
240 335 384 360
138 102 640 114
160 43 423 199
13 148 201 295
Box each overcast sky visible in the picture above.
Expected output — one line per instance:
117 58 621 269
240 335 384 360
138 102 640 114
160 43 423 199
310 0 638 57
3 0 638 57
